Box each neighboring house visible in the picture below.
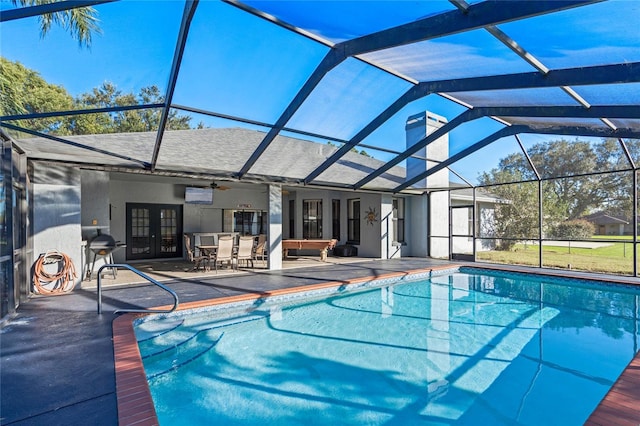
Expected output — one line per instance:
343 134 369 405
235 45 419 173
582 211 630 235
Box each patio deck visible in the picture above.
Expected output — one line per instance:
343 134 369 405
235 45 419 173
1 258 638 425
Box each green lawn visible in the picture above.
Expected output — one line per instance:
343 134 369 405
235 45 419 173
476 239 638 275
591 235 634 241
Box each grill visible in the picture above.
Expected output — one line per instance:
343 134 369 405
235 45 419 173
86 234 124 281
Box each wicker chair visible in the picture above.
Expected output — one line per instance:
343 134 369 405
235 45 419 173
184 234 208 271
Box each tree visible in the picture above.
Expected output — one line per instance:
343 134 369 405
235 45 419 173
480 178 539 250
528 139 604 220
480 139 616 218
595 138 637 219
479 138 635 249
1 58 193 135
68 83 191 133
11 0 101 47
326 141 373 157
0 57 74 134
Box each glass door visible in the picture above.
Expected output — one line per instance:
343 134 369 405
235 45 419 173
126 203 182 260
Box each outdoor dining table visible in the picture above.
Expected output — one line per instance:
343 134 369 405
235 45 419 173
196 245 218 256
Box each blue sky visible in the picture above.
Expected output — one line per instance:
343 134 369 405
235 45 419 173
2 0 635 185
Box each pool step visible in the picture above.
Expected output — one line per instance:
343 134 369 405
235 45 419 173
142 328 224 380
188 311 268 331
138 312 265 356
134 318 184 342
137 313 268 379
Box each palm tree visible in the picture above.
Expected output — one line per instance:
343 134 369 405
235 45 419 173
11 0 101 47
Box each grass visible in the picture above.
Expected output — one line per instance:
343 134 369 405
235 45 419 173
476 239 637 275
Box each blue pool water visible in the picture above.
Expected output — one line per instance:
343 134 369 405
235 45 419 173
135 268 640 425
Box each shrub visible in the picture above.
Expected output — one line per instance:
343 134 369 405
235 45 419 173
551 219 595 240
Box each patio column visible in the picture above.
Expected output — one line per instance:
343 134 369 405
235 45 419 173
267 184 283 270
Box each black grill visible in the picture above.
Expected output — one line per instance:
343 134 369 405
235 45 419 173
89 234 117 256
86 234 124 281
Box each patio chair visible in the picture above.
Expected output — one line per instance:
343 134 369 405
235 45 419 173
213 235 235 272
252 234 267 266
184 234 208 271
199 235 215 248
236 236 255 268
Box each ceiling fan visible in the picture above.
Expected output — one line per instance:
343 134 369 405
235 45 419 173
210 181 231 191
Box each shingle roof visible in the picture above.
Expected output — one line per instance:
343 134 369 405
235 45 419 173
14 127 407 190
582 211 629 225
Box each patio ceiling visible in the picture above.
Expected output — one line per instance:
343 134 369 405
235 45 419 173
1 0 640 194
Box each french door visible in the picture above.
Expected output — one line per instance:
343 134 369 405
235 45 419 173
126 203 183 260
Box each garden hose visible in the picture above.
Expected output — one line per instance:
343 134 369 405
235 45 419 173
33 250 77 295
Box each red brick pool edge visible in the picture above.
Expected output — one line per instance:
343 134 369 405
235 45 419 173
113 313 159 426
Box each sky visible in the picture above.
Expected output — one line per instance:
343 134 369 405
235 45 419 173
2 0 638 186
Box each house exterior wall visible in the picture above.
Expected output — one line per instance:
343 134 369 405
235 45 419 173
108 176 269 263
598 223 626 236
109 177 186 263
80 170 110 236
31 164 83 288
408 195 429 257
80 170 110 274
30 165 421 278
357 193 383 258
285 188 334 241
282 189 394 258
381 194 399 259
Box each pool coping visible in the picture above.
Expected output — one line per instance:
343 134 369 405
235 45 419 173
113 264 640 425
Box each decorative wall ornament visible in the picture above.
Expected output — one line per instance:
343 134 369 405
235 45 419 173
365 206 378 226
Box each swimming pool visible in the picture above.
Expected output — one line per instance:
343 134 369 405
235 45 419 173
134 267 640 425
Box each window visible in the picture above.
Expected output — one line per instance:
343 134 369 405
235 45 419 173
303 199 322 239
289 200 295 238
347 198 360 244
222 209 267 235
332 199 340 240
393 198 405 243
231 210 266 235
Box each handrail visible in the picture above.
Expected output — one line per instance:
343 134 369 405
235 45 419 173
97 264 179 314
